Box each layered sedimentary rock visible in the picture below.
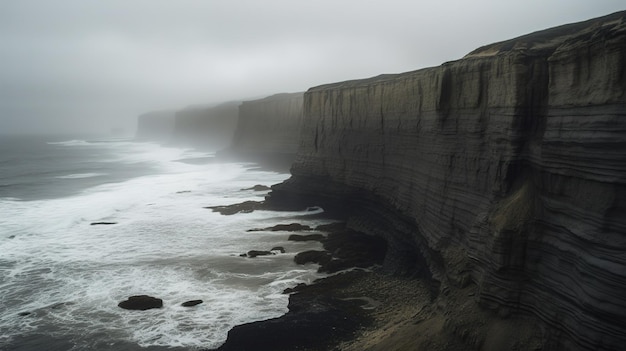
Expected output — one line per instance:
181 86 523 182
269 11 626 350
222 92 304 167
172 101 240 149
134 110 175 141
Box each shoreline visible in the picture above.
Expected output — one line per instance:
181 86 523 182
207 200 545 351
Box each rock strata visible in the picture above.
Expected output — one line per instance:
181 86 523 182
219 92 304 170
267 11 626 350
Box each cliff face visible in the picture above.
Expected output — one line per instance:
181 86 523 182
135 110 175 141
218 92 304 170
172 101 240 150
269 12 626 350
229 92 304 155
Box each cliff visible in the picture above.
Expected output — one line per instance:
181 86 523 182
220 92 304 169
268 11 626 350
134 110 175 141
172 101 240 150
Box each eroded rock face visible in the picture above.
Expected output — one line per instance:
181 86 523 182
268 11 626 350
220 93 304 170
231 93 304 154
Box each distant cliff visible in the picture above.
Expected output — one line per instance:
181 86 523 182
269 11 626 350
172 101 240 150
135 110 175 141
218 92 303 169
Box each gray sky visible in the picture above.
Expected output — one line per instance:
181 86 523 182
1 0 624 135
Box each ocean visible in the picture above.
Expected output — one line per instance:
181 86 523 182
0 135 327 350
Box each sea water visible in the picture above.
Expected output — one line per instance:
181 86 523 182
0 135 327 350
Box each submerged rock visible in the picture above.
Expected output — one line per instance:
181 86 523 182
181 300 203 307
206 201 263 215
248 223 312 232
90 222 117 226
241 184 271 191
118 295 163 310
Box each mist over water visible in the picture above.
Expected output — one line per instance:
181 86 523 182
0 136 329 350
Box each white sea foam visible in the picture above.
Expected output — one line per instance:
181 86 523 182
47 139 93 146
55 173 107 179
0 140 329 350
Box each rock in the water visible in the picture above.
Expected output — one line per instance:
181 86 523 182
242 184 271 191
118 295 163 310
206 201 263 215
18 311 31 317
90 222 117 226
246 250 274 258
181 300 203 307
248 223 312 232
271 246 286 253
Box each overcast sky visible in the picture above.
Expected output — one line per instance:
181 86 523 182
0 0 624 135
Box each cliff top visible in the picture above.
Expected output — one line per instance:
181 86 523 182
309 10 626 92
239 92 304 106
465 10 625 58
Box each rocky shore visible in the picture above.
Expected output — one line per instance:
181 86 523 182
206 198 546 351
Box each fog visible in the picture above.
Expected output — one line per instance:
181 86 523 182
1 0 623 135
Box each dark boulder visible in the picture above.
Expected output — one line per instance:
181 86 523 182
182 300 203 307
271 246 286 253
90 222 117 226
118 295 163 310
246 250 274 258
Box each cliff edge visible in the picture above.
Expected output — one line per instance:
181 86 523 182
268 11 626 350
